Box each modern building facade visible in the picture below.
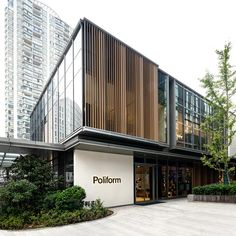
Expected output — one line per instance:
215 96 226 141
30 18 220 207
4 0 73 139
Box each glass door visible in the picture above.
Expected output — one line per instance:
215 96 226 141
135 164 154 203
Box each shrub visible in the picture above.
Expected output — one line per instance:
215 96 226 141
0 215 25 230
192 183 236 195
229 184 236 195
55 186 86 211
39 210 82 226
0 179 37 214
90 199 108 218
0 198 111 229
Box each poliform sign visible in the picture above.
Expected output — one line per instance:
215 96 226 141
93 176 122 184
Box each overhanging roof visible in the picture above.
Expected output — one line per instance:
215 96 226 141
0 137 64 168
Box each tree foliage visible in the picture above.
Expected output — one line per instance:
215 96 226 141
200 42 236 184
6 154 56 194
0 179 37 214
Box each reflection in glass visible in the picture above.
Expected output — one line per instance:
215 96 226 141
31 28 83 142
178 166 192 196
158 71 167 143
168 165 177 198
59 94 65 141
175 82 211 150
161 165 167 198
66 81 74 136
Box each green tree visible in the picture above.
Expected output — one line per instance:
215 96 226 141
6 154 55 194
0 179 37 214
200 42 236 184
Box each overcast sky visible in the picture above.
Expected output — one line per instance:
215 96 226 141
1 0 236 137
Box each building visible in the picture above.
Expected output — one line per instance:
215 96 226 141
4 0 73 139
30 18 219 207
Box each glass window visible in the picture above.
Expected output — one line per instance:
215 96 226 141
65 81 74 136
176 105 183 123
74 50 82 77
66 63 73 88
52 71 58 92
48 108 53 143
168 164 177 198
66 44 73 70
43 91 47 116
158 159 168 199
158 71 167 143
178 164 192 196
59 59 65 82
176 84 183 105
59 93 65 141
53 94 59 143
74 70 82 130
74 30 82 77
74 30 82 58
48 82 52 111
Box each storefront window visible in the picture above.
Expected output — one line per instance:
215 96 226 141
168 165 177 198
178 165 192 196
135 164 154 202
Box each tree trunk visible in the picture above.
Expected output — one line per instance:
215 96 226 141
224 166 230 185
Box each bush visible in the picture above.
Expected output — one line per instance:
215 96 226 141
90 199 108 218
229 184 236 195
39 210 82 226
192 183 236 195
0 215 25 230
55 186 86 211
0 179 37 214
0 198 111 229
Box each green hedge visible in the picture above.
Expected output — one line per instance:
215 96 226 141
0 199 111 230
193 183 236 195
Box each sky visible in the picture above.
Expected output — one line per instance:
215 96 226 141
1 0 236 137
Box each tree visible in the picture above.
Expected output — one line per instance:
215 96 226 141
6 154 55 194
200 42 236 184
0 179 37 214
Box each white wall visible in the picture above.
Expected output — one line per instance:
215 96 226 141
229 134 236 156
74 150 134 207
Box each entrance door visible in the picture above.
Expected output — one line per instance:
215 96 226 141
135 164 154 202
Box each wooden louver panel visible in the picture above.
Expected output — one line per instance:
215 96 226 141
83 21 159 141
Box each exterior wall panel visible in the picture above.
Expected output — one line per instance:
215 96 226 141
74 150 134 207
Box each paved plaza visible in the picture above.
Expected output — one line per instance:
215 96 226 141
1 198 236 236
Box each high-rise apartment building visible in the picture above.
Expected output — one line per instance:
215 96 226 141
4 0 73 139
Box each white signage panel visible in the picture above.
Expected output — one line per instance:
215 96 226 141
74 150 134 207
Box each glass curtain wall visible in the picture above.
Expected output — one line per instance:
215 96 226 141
30 27 83 142
175 82 209 150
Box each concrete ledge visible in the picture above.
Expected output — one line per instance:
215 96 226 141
188 194 236 203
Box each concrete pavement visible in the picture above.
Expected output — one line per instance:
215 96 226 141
1 198 236 236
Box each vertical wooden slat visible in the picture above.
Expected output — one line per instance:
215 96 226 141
84 21 159 141
120 44 126 133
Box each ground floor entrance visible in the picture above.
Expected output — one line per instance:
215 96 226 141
135 164 155 202
134 154 217 204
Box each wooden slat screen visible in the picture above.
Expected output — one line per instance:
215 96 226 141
83 21 159 141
